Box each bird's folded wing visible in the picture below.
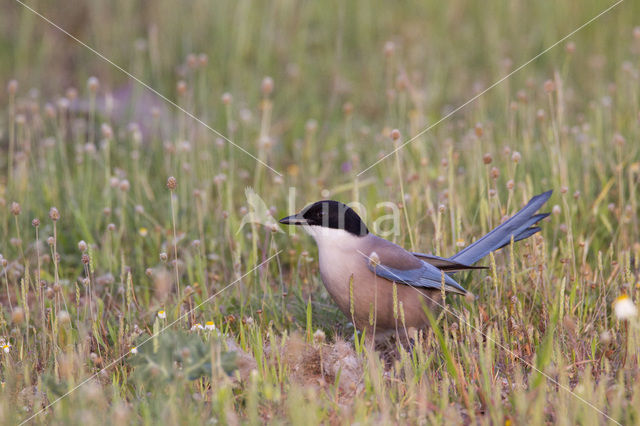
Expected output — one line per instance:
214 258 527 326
364 257 467 295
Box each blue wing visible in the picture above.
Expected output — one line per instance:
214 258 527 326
366 259 467 295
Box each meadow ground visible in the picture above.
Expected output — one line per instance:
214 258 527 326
1 0 640 424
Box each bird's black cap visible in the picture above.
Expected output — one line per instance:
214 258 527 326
279 200 369 236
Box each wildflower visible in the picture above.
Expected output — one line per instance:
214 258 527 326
383 41 395 57
10 202 21 216
2 344 10 354
7 79 18 95
190 323 204 331
176 80 187 96
205 321 216 331
614 295 637 320
261 76 274 95
166 176 177 190
87 76 99 93
139 227 148 237
78 240 88 252
456 238 465 248
130 347 138 354
157 310 166 319
49 207 60 221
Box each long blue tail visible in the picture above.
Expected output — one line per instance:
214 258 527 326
450 190 552 266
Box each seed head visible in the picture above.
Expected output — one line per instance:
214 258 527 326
7 79 18 95
474 123 483 137
261 77 274 96
490 167 500 179
176 80 187 96
107 223 116 232
49 207 60 221
58 310 71 326
186 53 198 69
506 179 515 190
47 236 55 246
101 123 113 139
66 87 78 101
119 179 130 192
613 133 625 146
87 76 99 93
160 252 168 262
482 153 492 164
383 41 395 57
81 254 90 265
543 79 555 93
32 218 40 227
221 92 232 105
10 202 21 216
78 240 88 252
11 307 25 324
390 129 401 141
614 294 637 320
166 176 177 190
599 330 612 345
368 251 380 268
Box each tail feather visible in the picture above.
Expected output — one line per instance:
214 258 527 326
450 191 552 265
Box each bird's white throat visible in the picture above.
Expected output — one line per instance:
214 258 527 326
302 225 362 250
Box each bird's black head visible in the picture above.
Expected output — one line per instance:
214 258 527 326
279 200 369 236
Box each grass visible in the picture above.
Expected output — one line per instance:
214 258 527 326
0 0 639 423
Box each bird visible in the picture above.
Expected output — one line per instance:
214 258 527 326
279 190 551 337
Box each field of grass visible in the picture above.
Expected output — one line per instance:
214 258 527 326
1 0 640 424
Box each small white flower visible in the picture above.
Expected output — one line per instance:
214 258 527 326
2 344 10 354
157 310 166 319
614 295 638 320
130 347 138 354
204 321 216 331
191 323 204 331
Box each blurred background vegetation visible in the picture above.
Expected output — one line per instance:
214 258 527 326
0 0 639 424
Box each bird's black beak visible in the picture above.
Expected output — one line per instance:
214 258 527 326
279 213 308 225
